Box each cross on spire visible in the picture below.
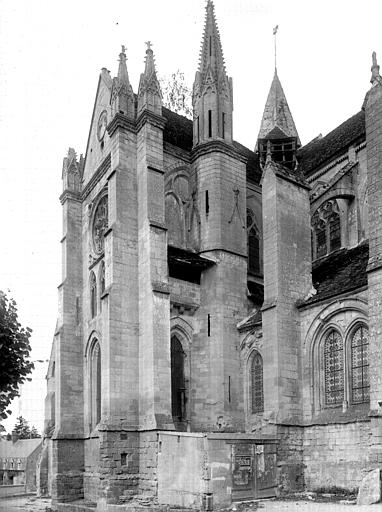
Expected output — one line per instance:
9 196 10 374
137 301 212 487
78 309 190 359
273 25 279 71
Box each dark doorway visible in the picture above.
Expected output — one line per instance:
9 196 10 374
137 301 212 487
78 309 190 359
171 335 186 423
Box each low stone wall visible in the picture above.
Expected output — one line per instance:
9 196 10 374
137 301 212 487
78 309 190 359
0 484 27 497
157 432 205 509
303 420 371 492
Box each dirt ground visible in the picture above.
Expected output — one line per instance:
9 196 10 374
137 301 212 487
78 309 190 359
0 496 381 512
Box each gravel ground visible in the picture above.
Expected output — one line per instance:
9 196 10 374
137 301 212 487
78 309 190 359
0 496 381 512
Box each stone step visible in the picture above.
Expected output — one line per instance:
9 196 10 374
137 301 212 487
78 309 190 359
56 500 97 512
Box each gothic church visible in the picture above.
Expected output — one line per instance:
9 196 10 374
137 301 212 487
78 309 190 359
39 1 382 509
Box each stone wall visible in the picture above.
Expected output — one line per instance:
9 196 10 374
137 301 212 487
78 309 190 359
303 420 371 491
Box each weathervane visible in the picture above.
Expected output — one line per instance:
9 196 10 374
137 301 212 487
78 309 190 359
273 25 278 71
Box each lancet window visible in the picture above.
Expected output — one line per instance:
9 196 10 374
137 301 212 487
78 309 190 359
90 272 97 318
247 208 260 275
321 325 369 408
250 351 264 413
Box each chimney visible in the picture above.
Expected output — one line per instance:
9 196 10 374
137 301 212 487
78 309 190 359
11 431 19 444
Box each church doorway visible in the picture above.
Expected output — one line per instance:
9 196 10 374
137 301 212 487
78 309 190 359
171 335 186 428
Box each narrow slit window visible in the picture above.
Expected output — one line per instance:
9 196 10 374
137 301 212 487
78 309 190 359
205 190 209 215
209 36 212 56
197 116 200 143
208 110 212 138
222 112 226 139
207 314 211 337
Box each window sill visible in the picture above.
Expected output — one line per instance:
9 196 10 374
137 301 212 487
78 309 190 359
311 403 370 426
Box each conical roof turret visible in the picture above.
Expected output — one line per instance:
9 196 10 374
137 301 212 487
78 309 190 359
257 70 300 146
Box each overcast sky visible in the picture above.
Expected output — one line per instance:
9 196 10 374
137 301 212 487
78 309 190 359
0 0 381 433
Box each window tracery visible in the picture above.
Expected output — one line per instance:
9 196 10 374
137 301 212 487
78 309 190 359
318 323 369 410
92 195 108 255
100 261 105 296
324 330 344 406
247 208 260 275
351 325 369 404
250 351 264 413
90 272 97 318
312 199 341 260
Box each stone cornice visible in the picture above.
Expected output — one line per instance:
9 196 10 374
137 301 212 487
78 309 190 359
191 139 247 164
152 280 170 295
59 189 82 205
107 112 137 136
82 153 111 200
367 255 382 274
136 109 167 132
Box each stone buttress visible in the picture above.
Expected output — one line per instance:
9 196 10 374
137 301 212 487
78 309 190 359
191 0 248 431
365 52 382 469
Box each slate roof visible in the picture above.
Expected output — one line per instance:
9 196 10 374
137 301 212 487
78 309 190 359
298 111 365 176
168 245 215 269
161 107 262 184
162 107 193 152
0 439 41 458
301 242 369 307
237 308 262 332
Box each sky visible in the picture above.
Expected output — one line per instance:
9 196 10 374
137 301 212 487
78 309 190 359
0 0 381 434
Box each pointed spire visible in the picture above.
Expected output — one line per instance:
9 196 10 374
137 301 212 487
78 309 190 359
257 70 300 145
110 45 134 119
371 51 382 85
137 42 162 116
62 148 81 192
117 45 129 83
192 1 233 146
197 0 227 81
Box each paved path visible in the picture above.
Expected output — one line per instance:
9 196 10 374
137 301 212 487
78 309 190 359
0 496 51 512
0 496 381 512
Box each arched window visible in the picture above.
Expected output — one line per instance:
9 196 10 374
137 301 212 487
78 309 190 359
100 261 105 295
250 351 264 413
350 325 369 404
324 330 344 406
312 199 342 260
171 335 185 422
329 211 341 252
90 272 97 318
90 341 101 428
316 220 327 258
247 208 261 275
165 194 183 247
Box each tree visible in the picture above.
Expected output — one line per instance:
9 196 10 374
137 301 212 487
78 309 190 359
30 426 41 439
12 416 41 439
160 70 192 119
13 416 31 439
0 291 34 418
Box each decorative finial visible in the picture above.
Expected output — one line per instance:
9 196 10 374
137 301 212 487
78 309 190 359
121 45 126 55
145 41 152 51
273 25 279 71
371 51 381 84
